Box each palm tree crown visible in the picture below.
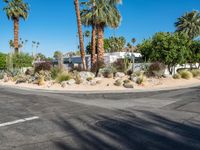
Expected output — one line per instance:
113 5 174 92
175 11 200 39
81 0 121 28
3 0 29 21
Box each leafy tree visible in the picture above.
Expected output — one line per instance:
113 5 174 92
139 32 191 74
189 40 200 68
0 52 7 69
12 53 33 68
3 0 29 53
175 11 200 39
104 36 126 52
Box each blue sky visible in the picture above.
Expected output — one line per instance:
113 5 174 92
0 0 199 57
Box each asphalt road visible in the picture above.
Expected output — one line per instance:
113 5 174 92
0 86 200 150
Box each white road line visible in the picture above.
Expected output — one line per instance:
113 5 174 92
0 116 39 127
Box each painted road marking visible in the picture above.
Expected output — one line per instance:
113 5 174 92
0 116 39 127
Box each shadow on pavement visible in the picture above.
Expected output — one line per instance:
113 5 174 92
52 110 200 150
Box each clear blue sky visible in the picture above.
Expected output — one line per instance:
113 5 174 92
0 0 199 57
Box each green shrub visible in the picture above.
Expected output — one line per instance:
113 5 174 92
114 79 122 86
190 69 200 77
56 72 72 83
112 58 130 73
173 73 181 79
179 70 193 79
12 53 33 68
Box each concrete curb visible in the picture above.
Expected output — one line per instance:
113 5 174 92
0 82 200 95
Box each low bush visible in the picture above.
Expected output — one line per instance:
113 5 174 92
102 65 116 78
114 79 122 86
148 62 165 77
112 58 130 73
136 75 146 85
173 73 181 79
34 62 52 73
56 72 72 83
51 67 63 80
190 69 200 77
179 70 193 79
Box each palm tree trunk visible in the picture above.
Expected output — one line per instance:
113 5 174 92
91 25 97 70
74 0 87 70
97 24 105 67
14 19 19 54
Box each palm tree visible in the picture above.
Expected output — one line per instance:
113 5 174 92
81 1 97 70
175 11 200 39
81 0 122 69
74 0 87 70
3 0 29 54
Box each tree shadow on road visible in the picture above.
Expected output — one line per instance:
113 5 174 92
52 109 200 150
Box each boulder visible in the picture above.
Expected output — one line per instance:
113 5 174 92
61 81 67 88
79 72 95 81
115 72 126 78
123 83 134 89
67 79 76 85
114 79 123 86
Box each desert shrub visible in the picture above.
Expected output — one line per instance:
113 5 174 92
177 68 189 73
123 79 131 84
136 75 146 85
148 62 165 77
38 70 52 81
38 75 45 86
25 69 34 76
179 70 193 79
51 67 63 80
86 77 93 81
91 61 105 73
173 73 181 79
112 58 130 73
71 71 83 84
190 69 200 77
114 79 123 86
0 53 7 69
34 62 52 73
102 65 116 78
56 72 72 83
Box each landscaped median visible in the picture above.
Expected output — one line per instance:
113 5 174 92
0 63 200 92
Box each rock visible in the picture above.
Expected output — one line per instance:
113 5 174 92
123 83 134 89
61 81 67 88
3 74 9 82
114 79 123 86
115 72 126 78
67 79 76 85
79 72 95 81
89 80 97 86
47 81 54 88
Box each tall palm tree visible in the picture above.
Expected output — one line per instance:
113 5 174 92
81 0 122 68
81 0 97 70
175 11 200 39
3 0 29 54
74 0 87 70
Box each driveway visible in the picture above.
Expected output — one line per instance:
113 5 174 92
0 86 199 150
